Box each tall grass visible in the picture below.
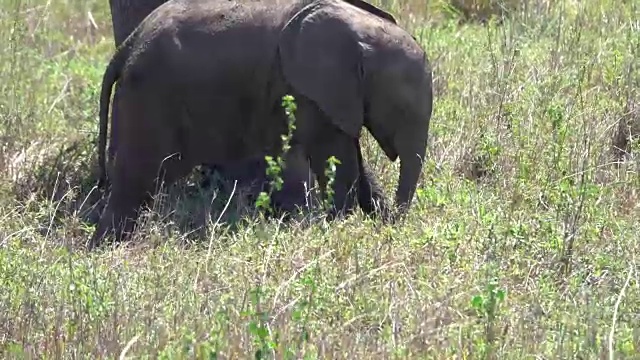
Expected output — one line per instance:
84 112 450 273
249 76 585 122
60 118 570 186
1 0 639 358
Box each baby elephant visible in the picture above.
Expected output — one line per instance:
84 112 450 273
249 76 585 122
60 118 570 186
89 0 433 249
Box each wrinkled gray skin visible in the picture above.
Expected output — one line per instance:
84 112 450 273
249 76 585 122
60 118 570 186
90 0 432 249
105 0 390 216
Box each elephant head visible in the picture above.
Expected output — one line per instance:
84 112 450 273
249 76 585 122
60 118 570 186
278 0 433 215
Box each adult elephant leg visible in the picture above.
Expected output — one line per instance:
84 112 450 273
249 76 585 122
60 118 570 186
202 158 266 195
205 144 315 217
270 142 316 214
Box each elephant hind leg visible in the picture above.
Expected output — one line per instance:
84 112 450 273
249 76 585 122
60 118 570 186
89 162 151 249
88 96 193 249
89 143 193 249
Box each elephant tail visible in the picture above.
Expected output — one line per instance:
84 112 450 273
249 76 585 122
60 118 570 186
97 37 131 190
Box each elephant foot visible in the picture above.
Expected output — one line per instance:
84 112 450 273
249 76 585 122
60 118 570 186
88 216 126 250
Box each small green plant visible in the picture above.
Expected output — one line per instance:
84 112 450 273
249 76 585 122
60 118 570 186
322 156 340 211
471 278 506 319
255 95 298 214
546 103 569 175
285 271 317 358
256 94 341 215
243 286 277 360
470 277 506 356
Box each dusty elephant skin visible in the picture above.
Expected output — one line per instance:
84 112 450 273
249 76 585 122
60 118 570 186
104 0 389 216
90 0 433 249
108 0 397 47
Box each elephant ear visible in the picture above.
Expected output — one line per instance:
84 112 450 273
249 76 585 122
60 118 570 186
278 1 367 138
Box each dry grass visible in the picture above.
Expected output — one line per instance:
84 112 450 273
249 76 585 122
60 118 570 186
1 0 639 358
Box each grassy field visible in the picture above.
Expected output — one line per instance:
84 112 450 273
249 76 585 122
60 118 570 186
1 0 639 358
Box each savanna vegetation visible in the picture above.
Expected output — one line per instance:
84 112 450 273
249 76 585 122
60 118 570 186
0 0 638 358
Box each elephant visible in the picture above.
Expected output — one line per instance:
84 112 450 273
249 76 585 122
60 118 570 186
104 0 395 219
89 0 433 249
104 0 391 216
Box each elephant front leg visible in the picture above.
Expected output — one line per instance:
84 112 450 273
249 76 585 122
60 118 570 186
355 142 392 221
304 126 360 219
